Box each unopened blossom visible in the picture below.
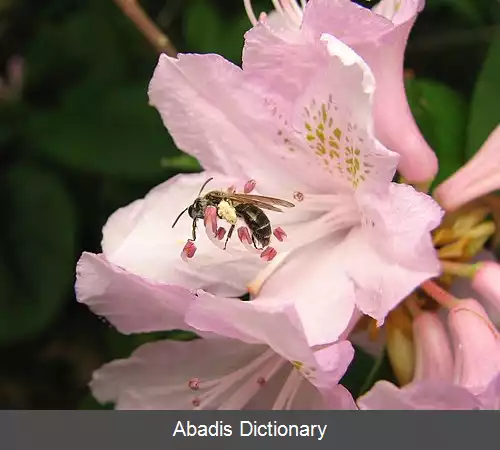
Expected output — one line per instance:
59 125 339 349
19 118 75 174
77 253 356 410
243 0 438 184
358 294 500 410
435 125 500 212
471 261 500 315
95 32 444 348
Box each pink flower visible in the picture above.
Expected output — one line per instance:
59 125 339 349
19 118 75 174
243 0 438 183
121 32 442 347
77 253 356 409
90 337 356 410
472 261 500 315
357 298 500 409
435 125 500 212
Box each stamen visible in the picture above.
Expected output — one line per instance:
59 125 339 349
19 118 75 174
188 377 200 390
181 240 197 261
216 227 226 240
272 369 303 410
420 280 460 309
204 206 218 237
247 251 289 296
257 377 266 386
261 246 278 262
441 261 479 279
237 227 260 254
227 185 236 194
273 226 287 242
244 179 256 194
243 0 258 25
293 191 304 202
192 397 201 407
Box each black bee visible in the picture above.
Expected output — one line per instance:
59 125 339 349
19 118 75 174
172 178 295 250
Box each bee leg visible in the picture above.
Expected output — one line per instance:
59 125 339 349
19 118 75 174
251 235 264 251
191 219 198 241
223 224 235 250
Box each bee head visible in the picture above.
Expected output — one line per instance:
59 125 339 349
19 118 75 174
188 198 205 219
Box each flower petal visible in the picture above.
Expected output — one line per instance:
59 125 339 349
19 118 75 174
102 172 268 296
358 380 480 410
148 53 319 194
342 183 442 322
75 252 199 334
90 338 270 409
186 293 355 390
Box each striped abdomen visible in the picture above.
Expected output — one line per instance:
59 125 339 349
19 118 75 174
235 203 271 248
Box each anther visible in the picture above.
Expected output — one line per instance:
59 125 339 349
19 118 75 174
238 227 252 245
191 397 201 407
293 191 304 202
273 227 287 242
257 376 266 386
227 185 236 194
217 227 226 240
244 179 256 194
261 247 278 262
204 206 218 236
188 378 200 391
181 240 197 261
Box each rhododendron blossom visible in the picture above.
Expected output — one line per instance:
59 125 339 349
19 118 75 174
77 29 443 349
77 253 356 410
243 0 438 184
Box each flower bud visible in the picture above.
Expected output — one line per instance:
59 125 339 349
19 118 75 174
448 299 500 394
472 262 500 314
435 125 500 212
412 312 454 383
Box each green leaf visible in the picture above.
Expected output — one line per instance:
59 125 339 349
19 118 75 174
341 346 397 398
27 83 184 180
0 164 77 344
466 29 500 159
184 0 250 63
106 329 198 360
405 77 468 186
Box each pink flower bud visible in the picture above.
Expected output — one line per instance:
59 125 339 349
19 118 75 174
472 262 500 314
448 299 500 394
413 312 454 383
435 125 500 212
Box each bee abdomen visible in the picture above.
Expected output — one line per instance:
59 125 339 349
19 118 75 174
235 204 271 247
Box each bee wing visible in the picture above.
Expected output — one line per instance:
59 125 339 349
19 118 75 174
226 193 295 211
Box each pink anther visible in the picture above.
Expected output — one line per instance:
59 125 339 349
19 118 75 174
260 247 277 262
217 227 226 240
293 191 304 202
203 206 218 236
244 179 256 194
181 240 197 262
273 227 287 242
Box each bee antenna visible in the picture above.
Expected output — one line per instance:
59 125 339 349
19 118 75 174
198 177 214 196
172 207 189 228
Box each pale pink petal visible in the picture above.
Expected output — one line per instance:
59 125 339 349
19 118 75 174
477 373 500 410
102 172 268 297
148 53 326 194
341 183 441 322
90 338 276 409
412 312 454 383
358 380 480 410
291 34 400 194
186 294 355 391
245 240 357 346
435 125 500 211
448 299 500 394
75 252 200 335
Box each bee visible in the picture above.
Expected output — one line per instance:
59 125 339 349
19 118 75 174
172 178 295 251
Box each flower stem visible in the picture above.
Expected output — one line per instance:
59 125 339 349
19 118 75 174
420 280 459 309
113 0 177 56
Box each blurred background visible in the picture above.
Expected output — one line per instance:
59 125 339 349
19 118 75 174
0 0 498 409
